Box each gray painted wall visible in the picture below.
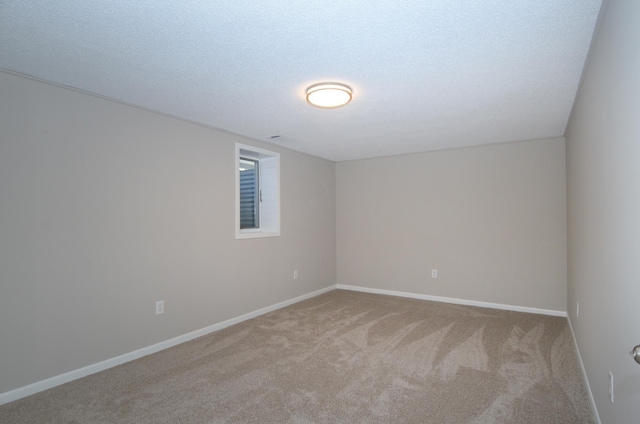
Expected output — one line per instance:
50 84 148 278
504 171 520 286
336 139 568 312
0 72 336 394
566 0 640 422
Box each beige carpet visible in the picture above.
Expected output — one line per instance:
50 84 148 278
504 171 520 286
0 290 594 423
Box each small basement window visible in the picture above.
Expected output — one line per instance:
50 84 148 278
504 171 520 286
235 143 280 239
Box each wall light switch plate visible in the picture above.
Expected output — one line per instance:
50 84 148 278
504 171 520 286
156 300 164 315
431 269 438 278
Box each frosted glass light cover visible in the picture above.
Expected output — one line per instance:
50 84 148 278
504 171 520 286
306 83 352 108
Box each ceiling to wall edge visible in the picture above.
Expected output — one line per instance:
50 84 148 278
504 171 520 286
3 68 567 164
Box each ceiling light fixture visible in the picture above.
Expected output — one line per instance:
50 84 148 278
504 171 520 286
306 83 352 108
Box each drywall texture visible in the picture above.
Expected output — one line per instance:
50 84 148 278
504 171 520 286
336 139 568 311
0 72 336 395
565 0 640 422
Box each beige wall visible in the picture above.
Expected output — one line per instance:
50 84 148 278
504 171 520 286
566 0 640 422
0 72 336 394
336 139 568 311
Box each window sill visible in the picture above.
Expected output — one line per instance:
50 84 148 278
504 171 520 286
236 230 281 240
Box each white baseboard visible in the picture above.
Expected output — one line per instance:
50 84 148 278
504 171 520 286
0 285 337 406
567 317 601 424
336 284 567 317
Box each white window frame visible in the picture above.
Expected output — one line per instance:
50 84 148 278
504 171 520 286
235 143 280 239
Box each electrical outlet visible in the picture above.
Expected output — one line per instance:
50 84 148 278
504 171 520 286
431 269 438 278
293 270 298 280
609 371 614 403
156 300 164 315
576 301 579 318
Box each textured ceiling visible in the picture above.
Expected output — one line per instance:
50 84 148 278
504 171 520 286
0 1 602 161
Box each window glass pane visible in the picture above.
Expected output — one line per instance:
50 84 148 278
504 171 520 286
236 143 280 239
239 158 259 229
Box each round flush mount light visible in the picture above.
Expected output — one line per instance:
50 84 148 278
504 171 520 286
306 83 352 108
